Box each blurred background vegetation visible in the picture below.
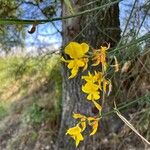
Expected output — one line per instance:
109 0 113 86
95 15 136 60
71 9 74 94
0 0 150 149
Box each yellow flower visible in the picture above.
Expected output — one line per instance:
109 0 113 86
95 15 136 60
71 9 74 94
67 114 101 146
103 79 112 95
62 57 88 79
66 125 84 147
88 117 100 135
73 113 86 131
82 71 103 89
62 42 89 79
82 71 95 83
82 82 100 100
65 42 89 59
92 45 109 71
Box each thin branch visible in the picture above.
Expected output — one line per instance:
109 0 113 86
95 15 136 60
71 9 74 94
102 95 147 117
109 33 150 54
114 104 150 145
0 0 122 25
136 2 150 36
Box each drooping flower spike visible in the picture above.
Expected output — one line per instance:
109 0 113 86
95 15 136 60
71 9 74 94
63 42 117 147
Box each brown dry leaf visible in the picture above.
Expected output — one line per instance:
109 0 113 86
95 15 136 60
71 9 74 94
121 61 131 73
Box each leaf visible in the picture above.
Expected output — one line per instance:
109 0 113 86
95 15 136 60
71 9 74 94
28 24 36 34
89 121 99 136
113 56 119 72
121 61 131 73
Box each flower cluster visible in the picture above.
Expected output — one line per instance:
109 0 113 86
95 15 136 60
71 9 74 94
66 113 100 147
62 42 118 147
82 71 112 111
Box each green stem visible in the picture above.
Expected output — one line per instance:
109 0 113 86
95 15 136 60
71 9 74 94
109 33 150 54
102 95 148 118
0 0 122 25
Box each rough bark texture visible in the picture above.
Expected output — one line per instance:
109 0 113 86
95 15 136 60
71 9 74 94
57 0 121 149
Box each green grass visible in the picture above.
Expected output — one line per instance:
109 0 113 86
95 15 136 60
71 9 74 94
0 104 8 120
0 54 62 122
23 102 48 124
22 63 62 124
0 54 61 93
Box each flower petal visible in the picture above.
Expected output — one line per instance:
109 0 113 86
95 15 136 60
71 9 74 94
75 133 84 147
73 113 85 119
92 100 102 111
67 60 75 69
81 43 89 54
93 91 100 100
90 121 99 136
82 58 88 71
113 56 119 72
87 93 92 100
65 42 81 59
92 60 100 66
76 59 85 67
66 125 84 147
66 125 81 135
103 79 108 93
69 66 78 79
61 57 70 63
81 121 86 131
65 42 89 59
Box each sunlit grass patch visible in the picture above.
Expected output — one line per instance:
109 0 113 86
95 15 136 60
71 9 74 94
0 104 8 120
0 54 61 102
0 54 62 126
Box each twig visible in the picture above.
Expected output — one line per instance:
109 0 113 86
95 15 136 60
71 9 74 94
109 33 150 54
114 102 150 146
0 0 122 25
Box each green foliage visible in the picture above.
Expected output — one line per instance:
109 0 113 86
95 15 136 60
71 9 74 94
11 55 62 124
43 5 56 18
11 55 60 79
0 0 18 17
145 95 150 104
0 0 24 52
30 131 38 141
0 57 18 93
0 54 62 150
0 54 60 91
0 104 8 120
0 54 62 126
23 103 46 124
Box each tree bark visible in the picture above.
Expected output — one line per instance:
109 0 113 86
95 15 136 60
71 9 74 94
57 0 121 149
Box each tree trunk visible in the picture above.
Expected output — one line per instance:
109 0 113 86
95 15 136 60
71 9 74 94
57 1 121 149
